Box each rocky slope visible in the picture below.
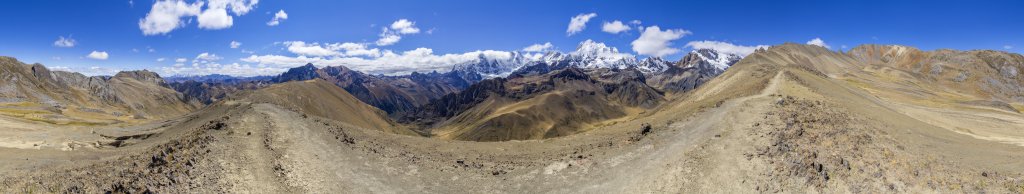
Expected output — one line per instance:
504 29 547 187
646 48 746 92
169 80 271 104
407 67 663 141
847 44 1024 103
271 63 480 115
0 57 198 124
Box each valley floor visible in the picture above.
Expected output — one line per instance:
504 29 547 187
2 69 1024 193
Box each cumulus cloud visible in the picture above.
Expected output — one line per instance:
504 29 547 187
197 8 233 29
157 58 167 62
283 41 382 57
522 42 554 52
161 62 284 76
53 36 76 47
566 13 597 36
230 41 242 48
139 0 258 35
376 34 401 46
1004 45 1014 50
806 38 830 49
601 20 631 34
266 10 287 26
86 51 109 60
175 58 188 63
631 26 691 57
52 66 123 76
390 19 420 34
685 41 768 57
284 41 339 56
50 66 73 72
198 0 258 29
376 19 421 46
194 52 222 63
138 0 203 35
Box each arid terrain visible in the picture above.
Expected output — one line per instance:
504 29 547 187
1 43 1023 193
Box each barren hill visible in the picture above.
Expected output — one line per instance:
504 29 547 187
411 67 663 141
0 57 198 125
239 79 414 135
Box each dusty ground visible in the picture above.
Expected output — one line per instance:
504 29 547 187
3 62 1023 193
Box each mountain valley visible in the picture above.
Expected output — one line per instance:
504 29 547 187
2 43 1024 193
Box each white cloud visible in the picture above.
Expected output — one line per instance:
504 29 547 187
631 26 691 57
53 36 76 47
390 19 420 34
197 8 233 29
139 0 258 35
685 41 768 57
86 51 109 60
194 52 222 63
175 58 188 63
148 48 156 52
207 0 258 15
283 41 382 57
566 13 597 36
267 10 288 26
161 62 284 76
332 42 383 57
138 0 203 35
48 66 122 76
241 48 518 75
198 0 260 30
376 19 421 46
376 33 402 46
157 57 167 62
230 41 242 48
284 41 339 56
601 20 631 34
50 66 72 72
522 42 554 52
1004 45 1014 50
806 38 830 49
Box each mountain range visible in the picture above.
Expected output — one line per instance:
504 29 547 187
169 40 743 119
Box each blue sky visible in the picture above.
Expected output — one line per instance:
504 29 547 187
1 0 1022 76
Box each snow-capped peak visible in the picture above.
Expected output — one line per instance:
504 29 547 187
555 39 638 69
451 51 530 78
573 39 619 57
637 57 671 73
691 48 743 71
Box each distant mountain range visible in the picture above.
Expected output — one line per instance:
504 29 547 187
448 39 730 78
167 40 746 122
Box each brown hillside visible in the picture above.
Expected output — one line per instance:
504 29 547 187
240 79 415 135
